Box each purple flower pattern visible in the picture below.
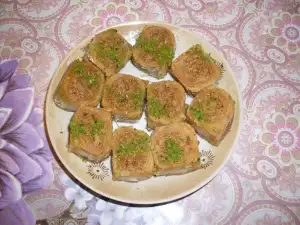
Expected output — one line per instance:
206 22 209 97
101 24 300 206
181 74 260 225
0 199 35 225
0 60 54 224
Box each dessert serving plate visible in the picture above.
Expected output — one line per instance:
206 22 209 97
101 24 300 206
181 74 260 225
45 21 241 204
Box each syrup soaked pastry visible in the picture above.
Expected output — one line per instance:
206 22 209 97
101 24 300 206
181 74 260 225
151 122 200 176
53 59 105 111
171 44 221 95
186 85 235 146
146 81 185 129
68 107 112 161
112 127 154 182
86 29 132 77
132 25 175 79
102 74 147 121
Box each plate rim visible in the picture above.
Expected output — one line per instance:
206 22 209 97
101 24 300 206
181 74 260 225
45 20 243 205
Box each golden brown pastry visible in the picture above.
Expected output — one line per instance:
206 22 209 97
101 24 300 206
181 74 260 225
101 74 147 121
151 122 200 176
53 59 105 111
112 127 154 182
146 81 185 129
186 85 235 146
171 44 221 95
68 107 112 161
132 25 175 79
86 29 132 77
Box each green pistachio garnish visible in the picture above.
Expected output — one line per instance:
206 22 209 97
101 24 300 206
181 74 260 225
106 47 122 68
82 158 87 163
191 44 216 64
73 63 84 77
148 97 166 118
190 107 204 121
72 62 98 86
115 93 127 103
104 84 112 89
116 135 149 156
110 88 143 108
132 89 143 108
164 138 183 162
90 120 104 136
86 75 97 85
95 44 122 68
70 121 86 137
136 37 174 65
70 119 104 138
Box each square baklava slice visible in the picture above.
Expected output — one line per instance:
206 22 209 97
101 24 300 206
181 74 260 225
68 107 112 161
146 81 185 129
112 127 154 182
86 29 132 77
54 59 105 111
102 74 147 121
186 85 235 146
171 44 221 95
132 25 175 79
151 122 200 176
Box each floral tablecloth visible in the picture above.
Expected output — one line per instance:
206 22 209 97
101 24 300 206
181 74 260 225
0 0 300 224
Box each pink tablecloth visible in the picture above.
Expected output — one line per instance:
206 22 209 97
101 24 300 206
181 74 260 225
0 0 299 224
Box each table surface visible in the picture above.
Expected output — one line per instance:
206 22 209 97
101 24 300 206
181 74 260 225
0 0 300 224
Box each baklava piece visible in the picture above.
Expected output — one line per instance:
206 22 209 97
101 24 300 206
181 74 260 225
151 122 200 176
171 44 221 95
86 29 132 77
102 74 147 121
68 107 112 161
54 59 105 111
132 25 175 79
112 127 154 182
146 81 185 129
186 85 235 146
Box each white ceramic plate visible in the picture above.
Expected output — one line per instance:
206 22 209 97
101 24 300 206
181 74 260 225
45 21 241 205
